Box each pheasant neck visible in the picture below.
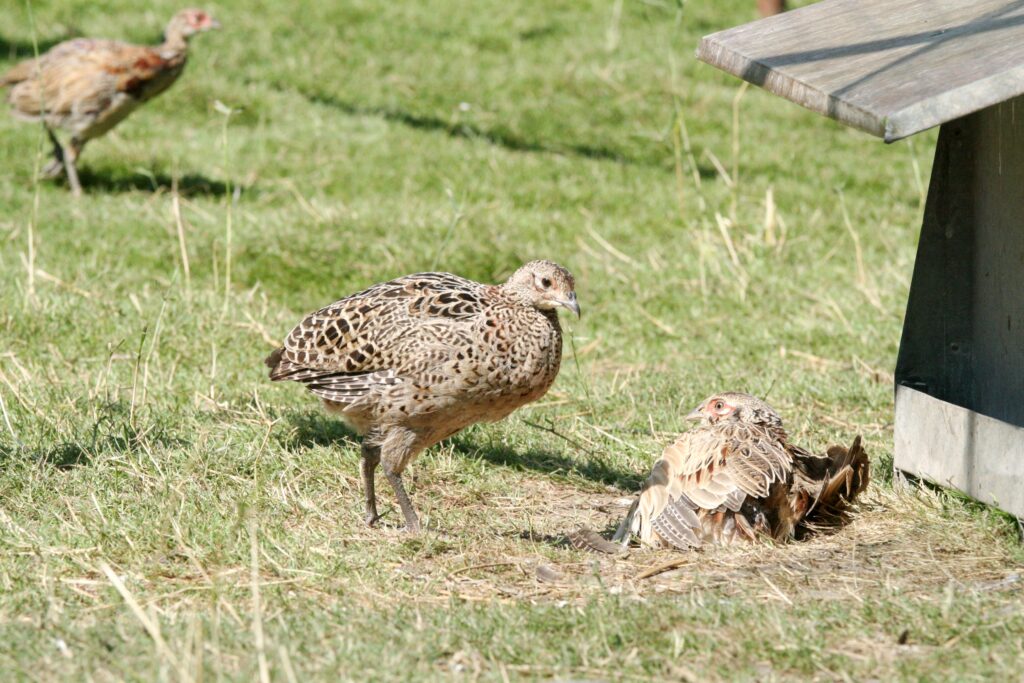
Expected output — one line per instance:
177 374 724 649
541 308 562 331
496 283 533 307
161 27 191 56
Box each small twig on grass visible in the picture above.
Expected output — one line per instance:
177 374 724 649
759 376 778 403
522 419 587 453
585 224 636 266
635 559 688 580
761 572 794 605
703 149 733 188
636 306 677 337
22 264 96 299
580 420 644 453
282 178 328 223
714 212 742 269
240 311 283 348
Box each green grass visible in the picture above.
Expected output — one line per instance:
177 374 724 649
1 0 1022 680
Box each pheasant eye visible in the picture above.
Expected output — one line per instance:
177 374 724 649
541 278 552 289
714 401 725 411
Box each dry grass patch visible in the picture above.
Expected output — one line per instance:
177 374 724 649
363 475 1024 606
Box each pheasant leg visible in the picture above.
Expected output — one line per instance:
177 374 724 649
64 138 83 197
42 127 65 179
384 469 420 532
360 444 381 526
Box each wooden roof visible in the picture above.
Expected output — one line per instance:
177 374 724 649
696 0 1024 141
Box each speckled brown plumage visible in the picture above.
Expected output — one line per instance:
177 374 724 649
266 260 580 531
574 392 869 552
1 8 219 195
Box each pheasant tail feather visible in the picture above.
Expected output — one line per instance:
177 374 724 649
804 435 870 527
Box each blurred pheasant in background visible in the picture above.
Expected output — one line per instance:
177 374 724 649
266 261 580 532
574 392 869 553
1 8 219 195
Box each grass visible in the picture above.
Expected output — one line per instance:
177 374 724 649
1 0 1022 680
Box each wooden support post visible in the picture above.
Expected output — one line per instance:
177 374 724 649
894 96 1024 516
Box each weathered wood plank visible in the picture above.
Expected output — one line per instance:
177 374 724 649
697 0 1024 141
895 386 1024 518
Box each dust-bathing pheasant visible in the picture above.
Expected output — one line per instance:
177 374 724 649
574 392 869 552
266 261 580 532
1 8 219 195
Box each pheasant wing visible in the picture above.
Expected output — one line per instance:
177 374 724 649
266 272 489 404
633 423 792 549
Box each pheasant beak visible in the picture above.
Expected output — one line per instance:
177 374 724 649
208 18 222 30
685 404 703 421
559 292 581 318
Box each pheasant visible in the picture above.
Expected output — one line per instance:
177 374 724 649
574 392 869 553
1 8 220 196
266 261 580 532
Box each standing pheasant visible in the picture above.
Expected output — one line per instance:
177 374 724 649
574 392 869 552
266 261 580 532
1 8 220 195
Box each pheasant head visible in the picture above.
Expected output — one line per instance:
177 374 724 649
503 260 580 317
685 392 783 430
165 8 220 45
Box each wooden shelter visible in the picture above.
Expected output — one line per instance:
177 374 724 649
696 0 1024 518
